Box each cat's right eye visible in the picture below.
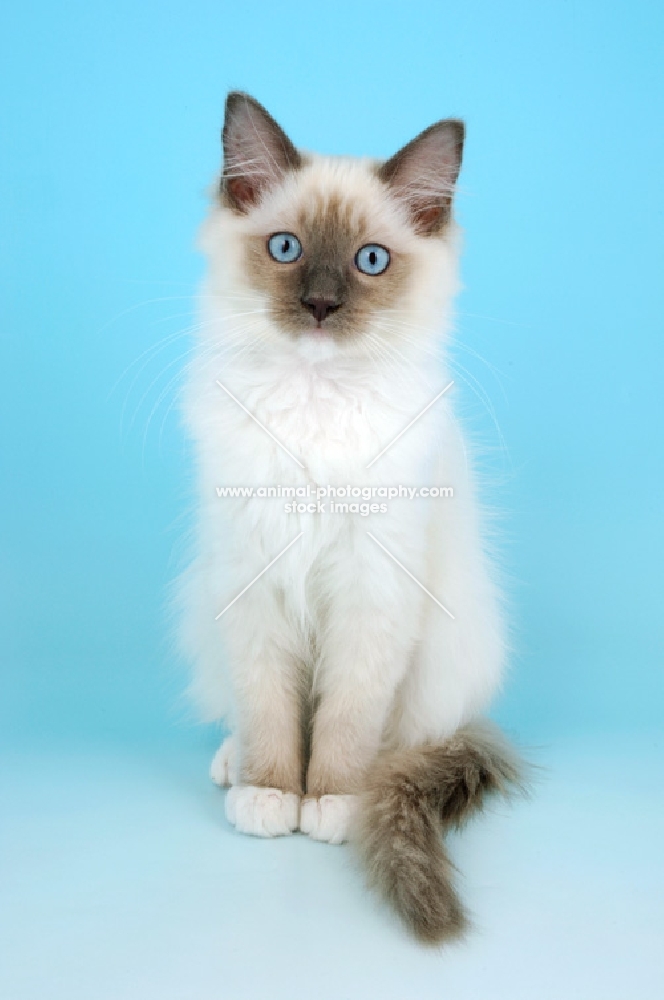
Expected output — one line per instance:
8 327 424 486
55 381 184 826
267 233 302 263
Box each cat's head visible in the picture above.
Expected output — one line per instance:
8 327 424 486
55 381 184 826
202 93 464 356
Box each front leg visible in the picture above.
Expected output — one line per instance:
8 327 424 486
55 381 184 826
303 550 420 843
222 592 305 837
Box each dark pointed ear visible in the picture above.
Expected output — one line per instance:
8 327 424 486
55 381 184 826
220 92 302 213
377 119 465 235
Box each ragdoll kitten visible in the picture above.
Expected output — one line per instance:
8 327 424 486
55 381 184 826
179 92 522 943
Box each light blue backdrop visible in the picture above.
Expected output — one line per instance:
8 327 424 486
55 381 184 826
1 0 662 748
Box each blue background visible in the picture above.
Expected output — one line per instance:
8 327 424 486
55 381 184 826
1 3 662 998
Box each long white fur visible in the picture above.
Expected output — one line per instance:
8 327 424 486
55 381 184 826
178 153 505 840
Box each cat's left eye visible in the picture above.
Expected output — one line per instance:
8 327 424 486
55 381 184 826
267 233 302 263
355 244 390 276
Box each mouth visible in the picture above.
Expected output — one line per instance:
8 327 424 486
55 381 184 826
295 320 339 356
303 315 333 336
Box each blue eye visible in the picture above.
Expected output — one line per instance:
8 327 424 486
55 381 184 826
267 232 302 263
355 244 390 275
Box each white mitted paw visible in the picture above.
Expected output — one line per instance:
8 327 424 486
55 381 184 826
210 735 239 787
225 785 300 837
300 794 358 845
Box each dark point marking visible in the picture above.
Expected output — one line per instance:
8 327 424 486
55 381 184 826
221 92 302 213
378 118 465 235
244 190 413 340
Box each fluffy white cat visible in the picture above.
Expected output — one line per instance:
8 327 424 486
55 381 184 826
178 93 522 942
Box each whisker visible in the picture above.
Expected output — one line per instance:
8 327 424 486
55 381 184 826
369 315 509 460
138 317 271 448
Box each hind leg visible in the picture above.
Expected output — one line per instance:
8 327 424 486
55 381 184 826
210 734 239 787
391 580 504 748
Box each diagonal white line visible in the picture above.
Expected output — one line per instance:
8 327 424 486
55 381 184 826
216 379 304 468
365 380 454 469
366 531 455 620
215 532 304 619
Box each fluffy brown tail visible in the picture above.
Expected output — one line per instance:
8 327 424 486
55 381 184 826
354 721 525 944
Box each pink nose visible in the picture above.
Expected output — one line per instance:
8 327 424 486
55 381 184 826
301 297 341 324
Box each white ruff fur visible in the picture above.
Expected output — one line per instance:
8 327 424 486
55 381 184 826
178 153 505 844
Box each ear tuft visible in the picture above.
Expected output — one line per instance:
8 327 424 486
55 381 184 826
221 92 302 213
378 119 465 235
